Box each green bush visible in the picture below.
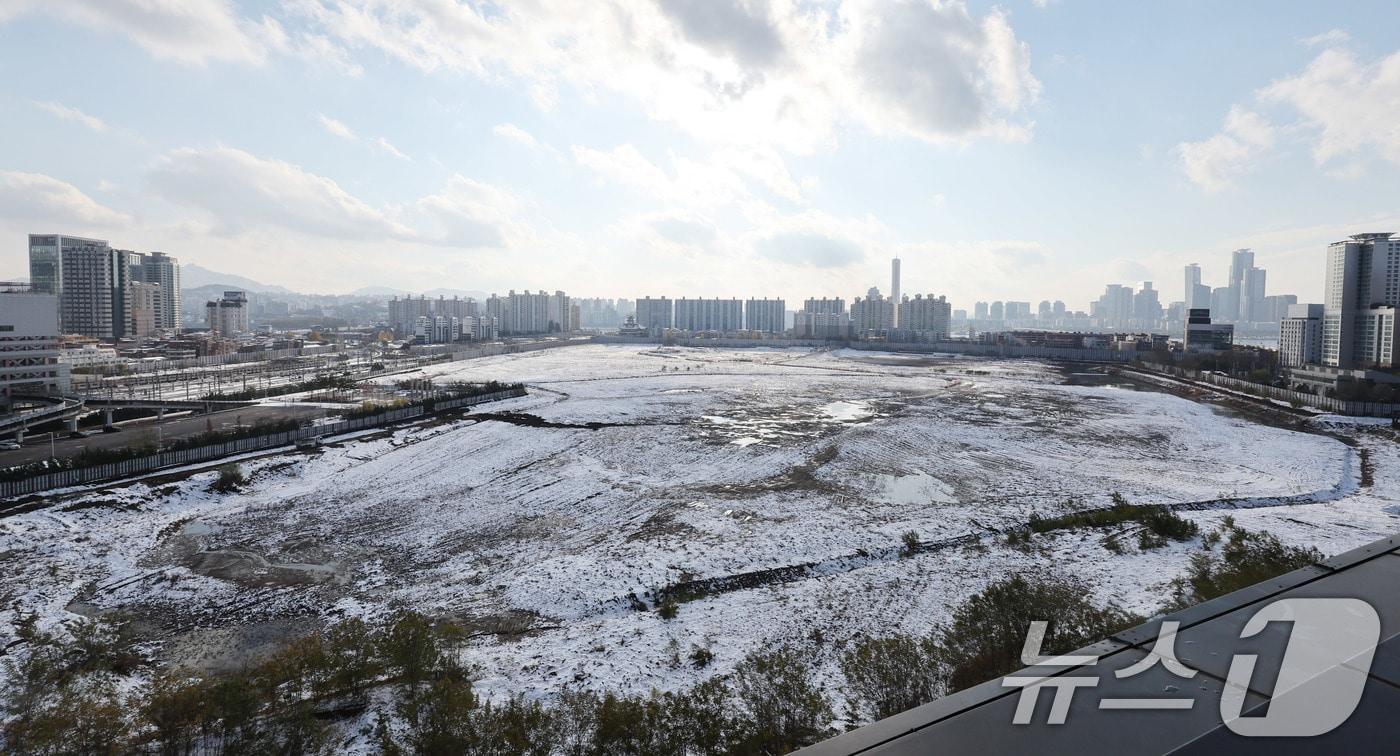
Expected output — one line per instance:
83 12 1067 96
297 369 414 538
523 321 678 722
840 635 943 721
1170 518 1321 608
936 573 1140 692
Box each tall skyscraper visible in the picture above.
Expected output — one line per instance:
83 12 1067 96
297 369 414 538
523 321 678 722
1227 248 1254 322
28 234 108 298
130 251 181 331
890 258 901 327
1322 233 1400 368
1184 264 1202 308
58 245 133 340
29 234 109 331
1243 266 1267 321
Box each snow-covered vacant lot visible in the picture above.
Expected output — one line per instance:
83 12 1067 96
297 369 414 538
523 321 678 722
3 345 1397 699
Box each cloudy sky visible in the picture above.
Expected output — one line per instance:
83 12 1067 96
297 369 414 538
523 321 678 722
2 1 1398 308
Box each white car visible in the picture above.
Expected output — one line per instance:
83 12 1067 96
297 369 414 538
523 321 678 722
0 441 21 451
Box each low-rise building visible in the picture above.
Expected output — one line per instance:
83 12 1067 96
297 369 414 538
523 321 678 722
0 285 70 404
1183 308 1234 353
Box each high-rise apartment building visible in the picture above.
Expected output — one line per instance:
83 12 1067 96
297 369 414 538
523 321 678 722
803 298 845 315
674 298 742 332
1184 264 1202 308
27 234 108 301
128 281 161 338
1323 233 1400 368
1227 248 1254 322
850 288 894 336
634 296 673 333
793 311 849 339
896 294 951 339
206 290 250 337
1280 304 1324 368
59 245 133 340
890 258 901 327
485 290 572 334
130 251 181 331
744 298 785 333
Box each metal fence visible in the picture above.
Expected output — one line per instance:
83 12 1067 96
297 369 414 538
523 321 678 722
0 388 525 499
1135 363 1400 418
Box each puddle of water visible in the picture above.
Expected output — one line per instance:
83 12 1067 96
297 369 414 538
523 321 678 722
731 437 761 447
871 471 958 505
821 400 873 422
182 521 217 537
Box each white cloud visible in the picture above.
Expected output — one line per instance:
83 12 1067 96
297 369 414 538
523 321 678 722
756 231 864 268
838 0 1040 143
32 100 106 132
1181 44 1400 190
1176 106 1275 192
4 0 273 65
318 114 411 159
317 113 357 141
1301 29 1349 48
289 0 1040 151
147 146 414 240
147 146 524 248
414 175 529 248
374 137 410 161
572 142 802 207
1261 47 1400 170
0 170 131 226
493 123 548 153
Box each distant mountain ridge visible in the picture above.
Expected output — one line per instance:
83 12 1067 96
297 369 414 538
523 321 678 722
179 265 486 299
180 264 294 294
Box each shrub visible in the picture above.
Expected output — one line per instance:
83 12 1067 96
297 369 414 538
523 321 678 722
840 635 943 722
210 464 246 493
730 646 833 753
936 573 1140 692
689 645 715 670
1170 520 1322 608
900 530 920 557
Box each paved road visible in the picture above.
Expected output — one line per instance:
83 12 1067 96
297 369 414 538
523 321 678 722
0 405 331 468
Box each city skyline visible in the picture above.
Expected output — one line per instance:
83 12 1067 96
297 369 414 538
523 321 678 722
3 2 1400 307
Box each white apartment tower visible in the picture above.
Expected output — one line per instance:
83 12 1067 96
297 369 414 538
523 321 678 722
130 251 181 331
1279 303 1324 368
674 298 742 332
744 298 785 333
897 294 951 339
206 290 250 337
634 296 674 333
890 258 901 327
1322 233 1400 369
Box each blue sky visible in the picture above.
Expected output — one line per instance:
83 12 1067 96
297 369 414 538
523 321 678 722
1 0 1398 309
